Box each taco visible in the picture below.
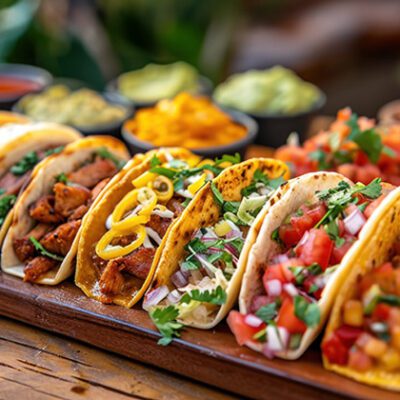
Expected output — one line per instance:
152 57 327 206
75 149 238 307
1 135 129 284
0 111 30 126
228 172 394 359
143 158 289 344
322 186 400 391
0 122 81 246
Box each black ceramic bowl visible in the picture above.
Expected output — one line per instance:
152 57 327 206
13 90 134 139
121 109 258 159
106 75 213 109
243 92 327 148
0 63 53 110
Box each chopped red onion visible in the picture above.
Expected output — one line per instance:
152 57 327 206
283 283 298 297
143 285 169 310
225 243 239 258
171 270 188 288
265 279 282 297
271 253 289 265
244 314 264 328
344 208 366 236
167 290 182 304
179 264 191 278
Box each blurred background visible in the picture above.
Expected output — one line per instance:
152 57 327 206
1 0 400 117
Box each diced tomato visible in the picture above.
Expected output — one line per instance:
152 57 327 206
321 333 349 365
330 237 355 265
337 107 352 122
355 164 381 185
348 350 373 372
295 228 333 270
227 311 264 346
262 258 298 286
372 303 392 321
279 224 303 247
337 164 357 182
337 219 345 236
354 151 369 166
335 325 364 347
364 195 386 219
276 297 307 334
303 276 323 300
290 214 314 236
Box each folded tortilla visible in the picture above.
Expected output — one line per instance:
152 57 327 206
1 135 130 284
0 122 82 245
239 171 394 359
322 186 400 391
75 147 200 306
146 158 290 329
0 111 30 126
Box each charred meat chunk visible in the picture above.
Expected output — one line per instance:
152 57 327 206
29 195 64 224
147 214 171 238
54 182 91 218
90 178 110 203
68 204 89 221
23 256 58 282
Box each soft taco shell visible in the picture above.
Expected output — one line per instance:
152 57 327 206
75 147 200 307
148 158 289 329
0 122 82 245
1 135 129 285
239 171 394 360
0 111 30 126
322 186 400 391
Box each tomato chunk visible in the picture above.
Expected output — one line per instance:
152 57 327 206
335 325 363 347
279 224 303 247
295 228 334 270
364 195 386 219
227 311 263 346
330 236 355 265
372 303 392 321
321 333 349 365
276 297 307 334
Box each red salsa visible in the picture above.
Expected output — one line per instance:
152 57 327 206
0 76 42 98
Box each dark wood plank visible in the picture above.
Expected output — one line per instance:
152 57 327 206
0 272 396 400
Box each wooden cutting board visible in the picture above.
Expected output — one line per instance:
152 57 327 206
0 273 396 400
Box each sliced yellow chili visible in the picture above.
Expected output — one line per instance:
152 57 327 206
150 176 174 202
132 171 156 188
188 173 207 195
196 158 214 168
96 225 146 260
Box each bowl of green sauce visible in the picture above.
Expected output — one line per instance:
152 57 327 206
214 66 325 147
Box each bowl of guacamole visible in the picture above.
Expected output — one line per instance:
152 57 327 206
108 61 212 107
214 66 325 147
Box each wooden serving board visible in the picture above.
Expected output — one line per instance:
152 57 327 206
0 272 396 400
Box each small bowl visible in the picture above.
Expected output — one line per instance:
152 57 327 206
121 109 258 159
0 63 53 109
106 75 213 109
13 91 134 139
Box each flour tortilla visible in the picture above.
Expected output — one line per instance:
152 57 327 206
1 135 129 284
0 122 81 245
239 172 394 359
322 186 400 391
147 158 290 329
75 148 200 306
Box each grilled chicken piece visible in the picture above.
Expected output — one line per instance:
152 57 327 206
40 220 81 256
147 214 171 238
166 196 185 217
54 182 90 218
13 223 54 262
68 204 89 221
67 158 117 188
23 256 58 282
99 248 156 297
90 178 110 202
29 195 64 224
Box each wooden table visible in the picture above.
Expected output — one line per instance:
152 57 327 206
0 317 238 400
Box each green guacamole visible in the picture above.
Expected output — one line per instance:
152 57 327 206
214 66 321 115
117 62 200 103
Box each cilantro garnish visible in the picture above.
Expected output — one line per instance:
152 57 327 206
150 154 161 167
271 227 283 245
149 166 176 179
96 147 126 170
214 153 241 165
29 237 64 261
325 219 344 247
309 149 332 170
44 146 64 156
55 173 69 184
150 305 183 346
241 169 285 197
0 194 16 226
293 296 320 327
255 303 277 322
308 284 319 294
210 182 224 207
181 286 227 306
11 151 39 176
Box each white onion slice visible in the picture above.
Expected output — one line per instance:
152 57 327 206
105 214 113 230
167 289 182 304
143 285 169 310
344 208 366 236
143 234 154 249
244 314 264 328
271 253 289 264
266 326 289 352
145 227 162 245
283 283 298 297
152 208 174 219
265 279 282 297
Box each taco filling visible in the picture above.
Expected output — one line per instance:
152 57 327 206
145 169 285 345
322 251 400 372
228 178 388 357
12 147 125 282
93 153 240 304
0 146 64 228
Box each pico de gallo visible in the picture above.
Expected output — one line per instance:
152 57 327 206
276 108 400 185
93 153 240 304
322 253 400 372
145 168 286 345
228 178 389 358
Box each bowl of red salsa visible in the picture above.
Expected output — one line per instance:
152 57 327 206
0 64 52 109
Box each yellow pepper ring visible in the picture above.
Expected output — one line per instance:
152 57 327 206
151 175 174 202
112 214 150 232
137 187 157 215
96 225 146 260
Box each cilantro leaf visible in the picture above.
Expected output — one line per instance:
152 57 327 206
294 296 320 327
44 146 64 156
150 305 183 346
96 147 126 169
214 153 241 165
55 173 68 184
255 303 277 322
0 194 16 226
358 177 382 199
150 154 161 167
180 286 227 305
29 237 64 261
11 151 39 176
149 167 176 179
210 182 224 207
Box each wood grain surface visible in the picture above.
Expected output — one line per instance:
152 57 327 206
0 273 396 400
